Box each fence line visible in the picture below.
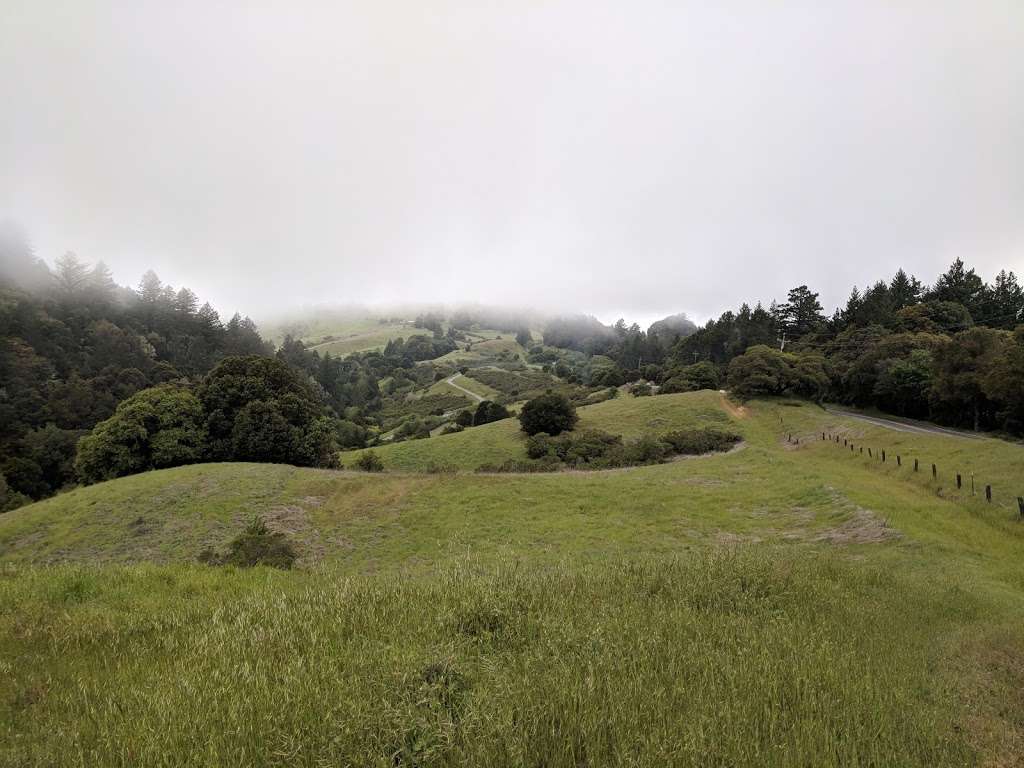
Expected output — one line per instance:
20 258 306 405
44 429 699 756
802 429 1024 520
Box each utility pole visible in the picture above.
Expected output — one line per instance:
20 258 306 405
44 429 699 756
777 331 787 351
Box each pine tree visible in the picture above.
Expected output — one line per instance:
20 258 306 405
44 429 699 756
54 252 90 295
983 270 1023 329
86 261 118 302
779 286 825 337
197 302 222 331
929 259 985 317
174 287 198 315
889 269 922 309
137 270 163 303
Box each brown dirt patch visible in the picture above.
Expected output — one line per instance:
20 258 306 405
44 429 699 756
811 506 899 544
719 393 747 419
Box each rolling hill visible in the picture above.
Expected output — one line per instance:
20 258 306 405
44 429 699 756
3 392 1024 765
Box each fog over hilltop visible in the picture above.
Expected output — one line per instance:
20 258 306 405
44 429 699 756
2 2 1021 322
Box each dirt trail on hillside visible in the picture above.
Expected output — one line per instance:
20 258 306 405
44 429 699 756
719 391 747 419
445 373 485 402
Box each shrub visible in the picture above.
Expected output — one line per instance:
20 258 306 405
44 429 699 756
555 430 622 465
474 401 510 426
620 434 672 465
519 393 578 436
630 382 652 397
662 427 742 455
355 451 384 472
425 462 458 474
199 517 297 569
440 423 464 435
475 457 561 473
395 418 431 441
454 410 475 427
525 433 552 459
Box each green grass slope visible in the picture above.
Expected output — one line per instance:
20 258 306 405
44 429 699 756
3 395 1024 765
345 389 733 471
304 319 417 355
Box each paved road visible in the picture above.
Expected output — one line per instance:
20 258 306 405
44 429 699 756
445 373 485 403
824 406 984 440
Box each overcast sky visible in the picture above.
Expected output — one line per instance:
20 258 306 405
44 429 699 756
2 1 1022 327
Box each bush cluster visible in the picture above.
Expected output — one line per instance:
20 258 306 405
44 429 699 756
353 451 384 472
198 517 297 569
661 427 742 455
520 426 741 471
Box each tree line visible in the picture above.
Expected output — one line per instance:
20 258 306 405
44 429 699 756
0 226 495 509
535 260 1022 435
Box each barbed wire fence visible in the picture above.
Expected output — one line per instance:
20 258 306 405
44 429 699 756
776 409 1024 520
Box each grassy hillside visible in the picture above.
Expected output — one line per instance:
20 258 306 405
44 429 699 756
344 390 732 471
3 393 1024 765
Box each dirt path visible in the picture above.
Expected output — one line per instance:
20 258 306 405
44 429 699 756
445 373 485 403
824 406 984 440
718 391 747 419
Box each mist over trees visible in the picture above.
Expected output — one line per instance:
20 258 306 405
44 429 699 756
2 217 1022 511
668 260 1023 434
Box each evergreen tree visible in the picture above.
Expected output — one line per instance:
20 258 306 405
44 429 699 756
174 287 199 315
137 270 163 303
54 251 89 295
929 259 985 317
778 286 825 337
86 261 118 303
889 269 923 309
981 270 1023 329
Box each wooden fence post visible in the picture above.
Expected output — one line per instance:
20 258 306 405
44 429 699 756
971 474 975 495
985 485 991 503
822 432 825 441
860 447 863 454
868 448 872 457
1018 497 1024 518
882 450 886 463
897 455 901 466
932 464 937 479
914 458 919 472
956 474 962 489
844 438 847 446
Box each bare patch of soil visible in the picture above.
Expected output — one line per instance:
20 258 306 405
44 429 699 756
811 506 899 544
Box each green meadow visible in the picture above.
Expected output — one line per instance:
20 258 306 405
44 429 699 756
2 392 1024 766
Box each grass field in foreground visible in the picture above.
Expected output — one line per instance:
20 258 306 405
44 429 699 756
2 393 1024 765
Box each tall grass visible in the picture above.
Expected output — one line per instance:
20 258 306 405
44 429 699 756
1 548 975 767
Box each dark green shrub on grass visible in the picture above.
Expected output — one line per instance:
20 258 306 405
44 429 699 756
355 451 385 472
473 401 509 426
518 393 577 436
629 382 652 397
662 427 742 455
199 517 297 569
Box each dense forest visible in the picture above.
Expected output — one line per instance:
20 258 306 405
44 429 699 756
537 262 1022 436
2 219 1022 512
